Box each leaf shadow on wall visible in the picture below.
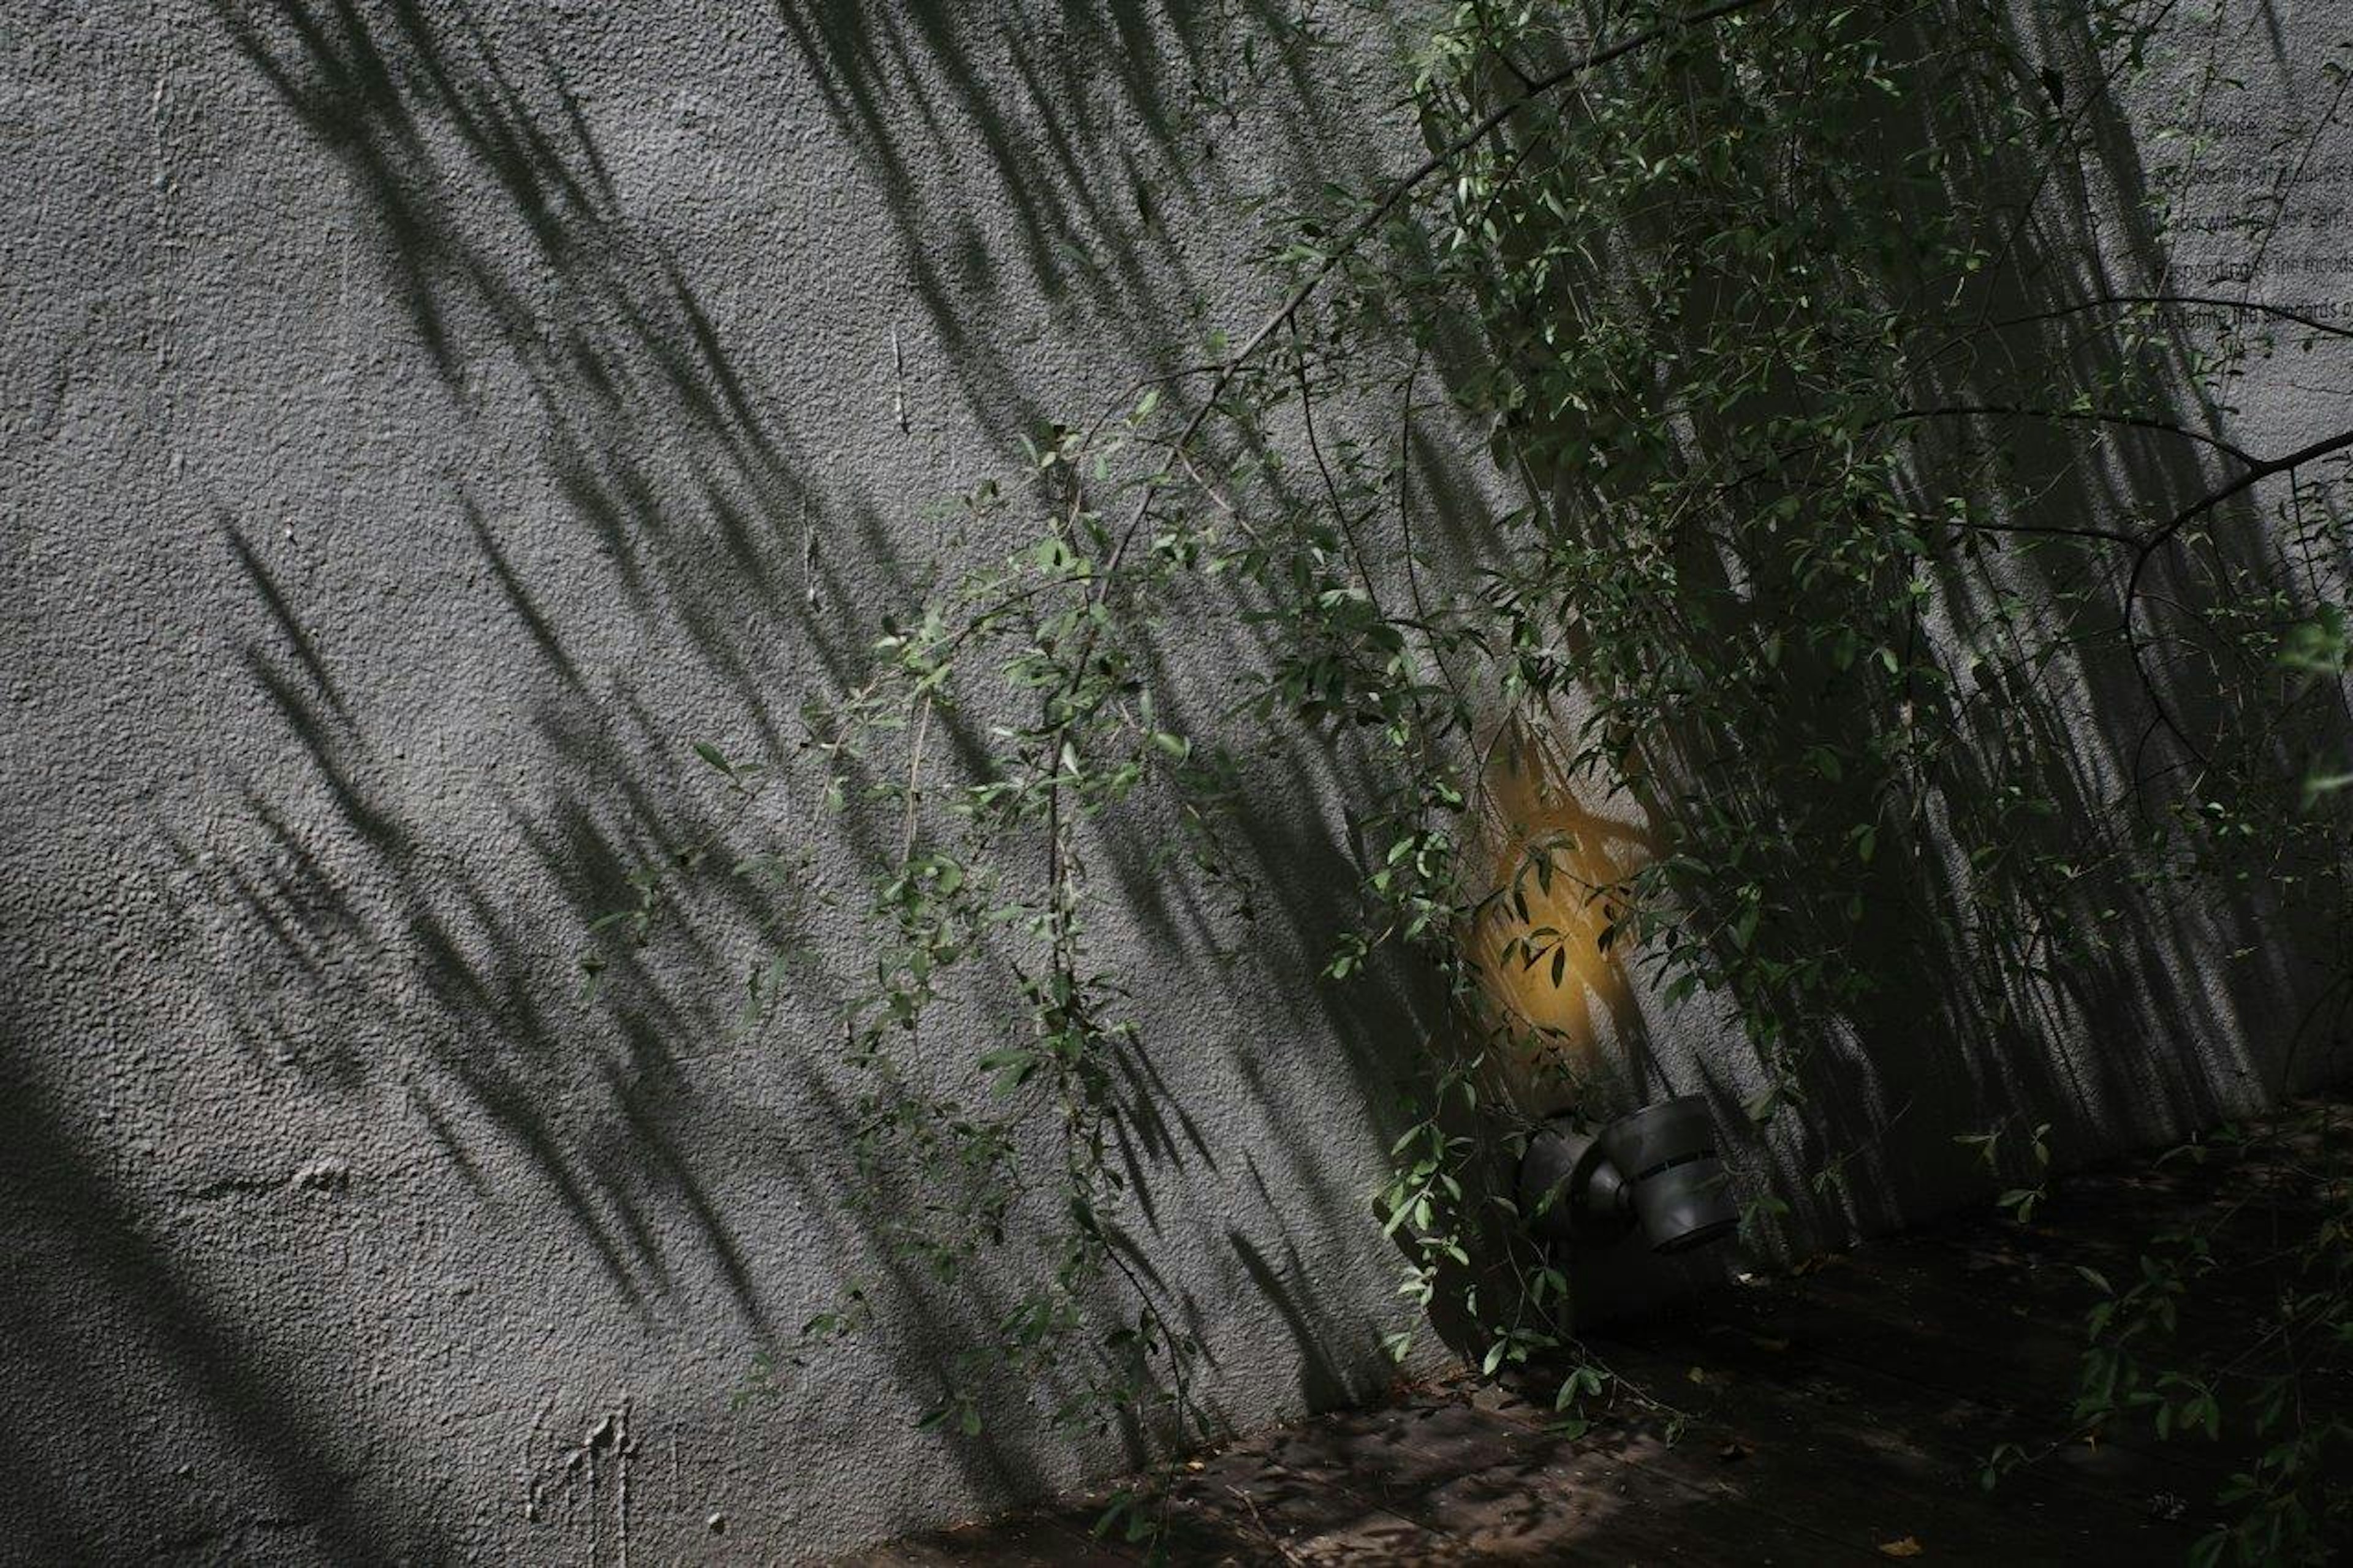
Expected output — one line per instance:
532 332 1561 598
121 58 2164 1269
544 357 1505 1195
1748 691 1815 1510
128 0 1460 1553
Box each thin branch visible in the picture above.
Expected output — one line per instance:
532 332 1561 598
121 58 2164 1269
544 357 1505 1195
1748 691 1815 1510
1289 319 1385 618
2135 423 2353 565
1099 0 1776 586
1948 516 2141 547
1977 292 2353 347
1887 403 2259 467
2123 424 2353 758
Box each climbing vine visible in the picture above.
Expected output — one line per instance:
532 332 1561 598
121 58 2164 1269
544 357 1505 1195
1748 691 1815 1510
597 1 2353 1558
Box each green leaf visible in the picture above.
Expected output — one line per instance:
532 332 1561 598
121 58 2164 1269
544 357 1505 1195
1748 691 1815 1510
1092 1491 1134 1538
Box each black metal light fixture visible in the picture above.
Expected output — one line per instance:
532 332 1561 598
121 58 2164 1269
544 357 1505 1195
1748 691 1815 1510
1517 1094 1740 1254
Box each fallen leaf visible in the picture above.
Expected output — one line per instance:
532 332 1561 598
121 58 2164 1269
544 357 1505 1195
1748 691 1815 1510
1878 1537 1925 1558
1749 1335 1790 1353
1717 1440 1754 1462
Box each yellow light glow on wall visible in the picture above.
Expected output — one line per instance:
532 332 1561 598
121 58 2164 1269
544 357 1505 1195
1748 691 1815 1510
1467 727 1658 1085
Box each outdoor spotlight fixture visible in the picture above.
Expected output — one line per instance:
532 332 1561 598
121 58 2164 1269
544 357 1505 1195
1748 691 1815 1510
1517 1094 1740 1254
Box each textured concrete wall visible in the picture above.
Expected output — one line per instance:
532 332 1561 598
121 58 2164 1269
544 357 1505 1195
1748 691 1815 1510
4 2 2351 1563
0 3 1444 1560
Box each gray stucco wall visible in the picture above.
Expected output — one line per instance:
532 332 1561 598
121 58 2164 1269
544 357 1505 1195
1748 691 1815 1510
1 3 1447 1560
4 2 2351 1563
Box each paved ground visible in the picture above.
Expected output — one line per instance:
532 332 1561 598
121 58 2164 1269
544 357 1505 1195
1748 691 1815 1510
843 1104 2350 1564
